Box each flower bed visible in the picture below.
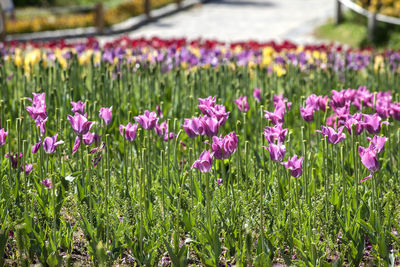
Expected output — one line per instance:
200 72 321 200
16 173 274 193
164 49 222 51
6 0 174 34
0 38 399 266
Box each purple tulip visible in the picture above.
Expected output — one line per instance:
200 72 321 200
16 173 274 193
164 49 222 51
358 145 379 182
32 140 42 154
5 153 22 169
22 164 33 175
234 96 249 112
300 105 314 122
82 132 94 146
253 88 261 102
43 134 64 154
119 122 139 141
198 96 216 114
191 150 213 173
216 178 223 186
134 110 158 130
70 101 86 115
72 136 81 154
367 136 387 154
201 116 220 137
26 93 47 121
316 125 346 145
183 117 204 138
154 121 175 141
156 105 163 119
263 142 286 162
391 103 400 120
211 132 238 159
344 114 364 135
281 155 304 178
363 113 389 134
68 113 94 136
264 124 288 144
264 107 285 125
99 106 113 126
205 105 230 126
0 128 8 146
273 94 292 112
40 179 52 189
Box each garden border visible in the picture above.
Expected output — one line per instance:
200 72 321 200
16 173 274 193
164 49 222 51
5 0 207 42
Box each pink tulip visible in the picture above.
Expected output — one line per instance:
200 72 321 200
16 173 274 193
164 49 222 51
363 113 389 134
358 145 379 182
99 106 113 126
264 124 288 144
198 96 216 115
253 88 261 102
134 110 158 130
281 155 303 178
201 116 220 137
40 179 52 189
191 150 213 173
70 101 86 115
72 136 81 154
183 117 204 138
367 136 387 154
234 96 249 112
0 128 8 146
5 153 22 169
300 105 314 122
211 132 238 159
263 142 286 162
316 126 346 145
119 123 138 141
264 107 285 125
43 134 64 154
82 132 94 146
68 113 94 136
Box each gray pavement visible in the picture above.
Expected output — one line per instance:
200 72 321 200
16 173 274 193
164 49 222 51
99 0 334 44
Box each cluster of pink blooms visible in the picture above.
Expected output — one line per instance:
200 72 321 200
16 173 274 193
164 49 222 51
188 96 238 175
301 86 391 182
263 94 304 177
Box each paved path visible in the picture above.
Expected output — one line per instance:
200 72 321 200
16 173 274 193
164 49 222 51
99 0 334 44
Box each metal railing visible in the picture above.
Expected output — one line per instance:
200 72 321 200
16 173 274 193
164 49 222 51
336 0 400 42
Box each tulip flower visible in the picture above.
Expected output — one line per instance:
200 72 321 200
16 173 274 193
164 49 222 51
70 100 86 115
264 124 288 144
22 163 33 175
234 96 249 112
154 121 175 141
68 113 94 136
119 123 139 141
205 105 230 126
0 128 8 146
363 113 389 134
198 96 216 114
183 117 204 138
82 132 94 146
358 145 379 182
191 150 213 173
264 142 286 162
281 154 304 178
316 125 346 145
43 134 64 154
26 92 47 121
273 94 292 112
134 110 158 130
367 135 387 154
253 88 261 102
264 107 285 125
300 105 314 122
5 153 22 169
201 116 220 137
40 179 52 189
72 136 81 154
99 106 113 126
344 114 364 135
390 102 400 121
211 132 238 159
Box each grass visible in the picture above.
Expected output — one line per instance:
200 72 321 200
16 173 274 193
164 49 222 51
315 11 400 49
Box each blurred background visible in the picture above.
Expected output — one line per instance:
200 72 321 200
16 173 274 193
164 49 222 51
1 0 400 49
